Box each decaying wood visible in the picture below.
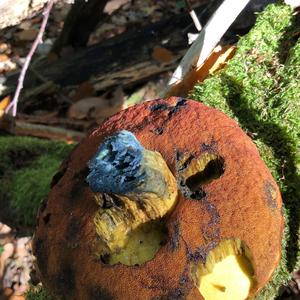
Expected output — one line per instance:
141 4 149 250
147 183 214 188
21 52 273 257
15 121 85 142
0 0 49 29
18 113 92 131
4 4 210 95
3 1 264 97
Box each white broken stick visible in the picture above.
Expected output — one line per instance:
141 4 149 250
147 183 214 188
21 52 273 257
167 0 250 89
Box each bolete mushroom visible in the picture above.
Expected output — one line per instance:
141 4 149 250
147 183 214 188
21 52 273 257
33 97 283 300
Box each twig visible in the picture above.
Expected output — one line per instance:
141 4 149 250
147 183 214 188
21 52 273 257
5 0 56 117
184 0 202 31
18 113 91 130
16 121 85 142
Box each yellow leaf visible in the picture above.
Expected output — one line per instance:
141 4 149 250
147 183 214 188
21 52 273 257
0 96 10 111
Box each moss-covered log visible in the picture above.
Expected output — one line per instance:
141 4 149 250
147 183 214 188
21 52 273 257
190 3 299 299
0 136 74 229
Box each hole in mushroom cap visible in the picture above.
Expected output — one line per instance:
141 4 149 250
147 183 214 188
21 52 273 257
191 239 255 300
177 153 225 200
186 157 225 191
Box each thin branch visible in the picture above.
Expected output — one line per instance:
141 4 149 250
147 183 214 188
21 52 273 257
5 0 56 117
184 0 202 31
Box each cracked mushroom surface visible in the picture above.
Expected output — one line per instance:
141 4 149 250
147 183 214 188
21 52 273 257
33 97 283 300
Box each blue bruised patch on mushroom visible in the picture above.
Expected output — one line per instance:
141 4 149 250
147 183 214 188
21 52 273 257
86 130 146 194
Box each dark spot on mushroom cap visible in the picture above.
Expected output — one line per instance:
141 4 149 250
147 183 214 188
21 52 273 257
168 221 180 252
70 167 89 202
202 225 220 240
51 166 68 188
203 198 220 227
54 264 75 296
167 98 187 118
33 238 48 277
200 142 217 153
150 103 170 112
264 181 277 210
178 178 206 201
43 213 51 225
154 267 193 300
156 288 185 300
187 241 218 263
153 127 164 135
187 246 208 263
65 217 83 241
89 286 114 300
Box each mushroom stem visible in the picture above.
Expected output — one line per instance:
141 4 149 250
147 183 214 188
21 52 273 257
86 130 177 261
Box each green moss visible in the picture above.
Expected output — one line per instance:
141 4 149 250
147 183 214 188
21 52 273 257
190 3 299 299
0 136 74 227
25 285 53 300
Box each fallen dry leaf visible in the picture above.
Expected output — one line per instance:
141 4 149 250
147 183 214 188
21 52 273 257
72 81 95 102
0 96 11 111
15 29 38 41
104 0 131 15
0 55 9 63
152 46 175 64
0 43 9 54
68 97 105 120
68 87 125 123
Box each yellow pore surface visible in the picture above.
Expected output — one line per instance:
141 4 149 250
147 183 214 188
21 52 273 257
108 221 165 266
193 239 254 300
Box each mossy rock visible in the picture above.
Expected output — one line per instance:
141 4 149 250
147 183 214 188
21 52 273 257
190 3 299 299
0 136 74 228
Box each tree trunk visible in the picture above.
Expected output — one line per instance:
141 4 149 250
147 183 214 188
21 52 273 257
52 0 109 55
